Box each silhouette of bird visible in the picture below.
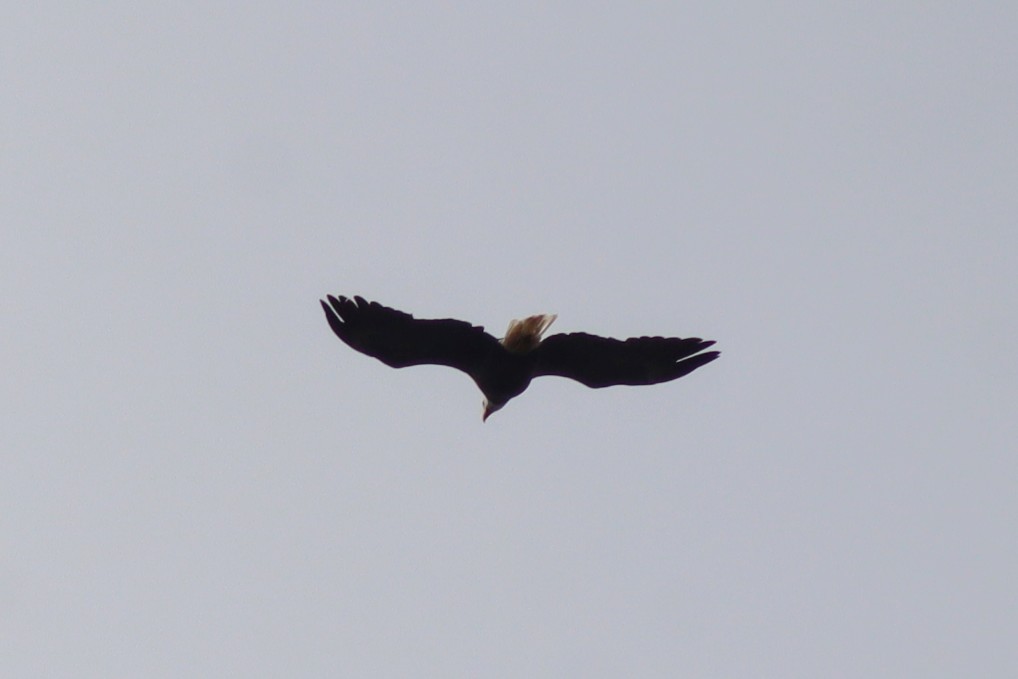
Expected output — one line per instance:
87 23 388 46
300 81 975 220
321 295 720 420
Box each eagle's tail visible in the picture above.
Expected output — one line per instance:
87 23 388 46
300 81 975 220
502 314 557 353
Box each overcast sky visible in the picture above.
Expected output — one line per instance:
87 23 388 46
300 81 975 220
4 4 1016 677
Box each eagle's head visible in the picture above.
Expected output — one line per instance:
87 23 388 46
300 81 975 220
481 399 505 422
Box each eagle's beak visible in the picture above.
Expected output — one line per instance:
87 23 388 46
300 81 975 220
482 399 504 422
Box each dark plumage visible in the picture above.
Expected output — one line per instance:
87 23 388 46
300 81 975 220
321 295 719 420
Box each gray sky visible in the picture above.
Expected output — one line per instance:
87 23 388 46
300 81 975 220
4 4 1016 677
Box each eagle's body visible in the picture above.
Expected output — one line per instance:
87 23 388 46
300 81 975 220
321 295 719 420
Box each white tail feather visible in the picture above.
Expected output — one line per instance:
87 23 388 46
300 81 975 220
502 314 557 353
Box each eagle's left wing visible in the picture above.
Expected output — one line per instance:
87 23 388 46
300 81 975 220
321 295 502 377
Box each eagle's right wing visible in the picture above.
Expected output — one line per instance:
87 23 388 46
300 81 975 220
533 332 719 389
321 295 502 377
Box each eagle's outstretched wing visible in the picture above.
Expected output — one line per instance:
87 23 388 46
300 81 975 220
321 295 502 376
533 332 719 388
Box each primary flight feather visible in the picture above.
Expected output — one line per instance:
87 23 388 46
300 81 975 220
321 295 719 420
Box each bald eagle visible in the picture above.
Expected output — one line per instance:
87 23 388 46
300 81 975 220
321 295 719 420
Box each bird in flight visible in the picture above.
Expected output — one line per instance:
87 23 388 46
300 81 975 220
321 295 720 421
